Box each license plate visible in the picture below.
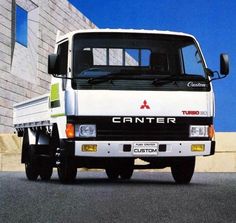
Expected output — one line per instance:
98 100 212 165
133 143 158 156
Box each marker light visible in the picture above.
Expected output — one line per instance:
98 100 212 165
208 125 215 139
191 144 205 152
66 123 75 138
82 144 97 152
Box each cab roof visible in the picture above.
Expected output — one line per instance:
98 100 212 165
56 28 195 43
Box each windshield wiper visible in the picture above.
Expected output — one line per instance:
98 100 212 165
152 74 208 86
152 75 181 86
87 70 143 84
88 73 179 85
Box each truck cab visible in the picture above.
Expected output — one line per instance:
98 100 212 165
14 29 229 184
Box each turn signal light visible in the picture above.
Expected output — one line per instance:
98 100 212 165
208 125 215 139
66 123 75 138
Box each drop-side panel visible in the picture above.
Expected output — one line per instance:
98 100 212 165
13 94 50 128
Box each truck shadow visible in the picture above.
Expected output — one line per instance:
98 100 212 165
36 171 206 186
19 176 206 186
19 171 206 186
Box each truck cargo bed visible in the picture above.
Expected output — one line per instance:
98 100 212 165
13 94 51 128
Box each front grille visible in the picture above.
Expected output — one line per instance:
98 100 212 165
68 116 213 141
97 125 188 140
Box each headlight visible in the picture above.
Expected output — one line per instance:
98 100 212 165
189 125 208 137
75 125 96 137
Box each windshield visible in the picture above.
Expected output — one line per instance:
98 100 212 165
72 32 209 91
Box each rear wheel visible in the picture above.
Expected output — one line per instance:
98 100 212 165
105 167 119 180
25 162 39 181
171 157 195 184
105 159 134 180
25 145 39 181
119 159 134 180
39 160 53 181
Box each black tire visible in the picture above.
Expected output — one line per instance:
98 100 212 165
57 161 77 184
39 162 53 181
105 167 119 180
25 163 39 181
119 159 134 180
171 157 195 184
120 168 134 180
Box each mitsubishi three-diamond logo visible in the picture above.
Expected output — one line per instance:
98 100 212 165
140 100 150 109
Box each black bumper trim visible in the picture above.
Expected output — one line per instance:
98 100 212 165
210 141 215 155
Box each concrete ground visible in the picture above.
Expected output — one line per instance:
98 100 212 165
0 171 235 223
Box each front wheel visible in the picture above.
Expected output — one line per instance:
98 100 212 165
57 161 77 184
171 157 195 184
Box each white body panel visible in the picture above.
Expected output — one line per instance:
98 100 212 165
13 94 51 128
76 90 212 117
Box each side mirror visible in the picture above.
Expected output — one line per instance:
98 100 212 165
48 54 60 74
220 53 229 75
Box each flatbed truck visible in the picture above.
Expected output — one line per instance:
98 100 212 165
13 29 229 183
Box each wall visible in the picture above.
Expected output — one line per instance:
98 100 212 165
0 0 14 133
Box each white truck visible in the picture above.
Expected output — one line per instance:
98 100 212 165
13 29 229 184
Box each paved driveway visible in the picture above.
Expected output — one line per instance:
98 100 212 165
0 171 235 223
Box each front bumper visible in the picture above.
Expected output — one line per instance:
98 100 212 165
74 140 215 157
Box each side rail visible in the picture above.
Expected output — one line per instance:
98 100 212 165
13 94 51 133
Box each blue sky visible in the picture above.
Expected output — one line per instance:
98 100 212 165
69 0 236 132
